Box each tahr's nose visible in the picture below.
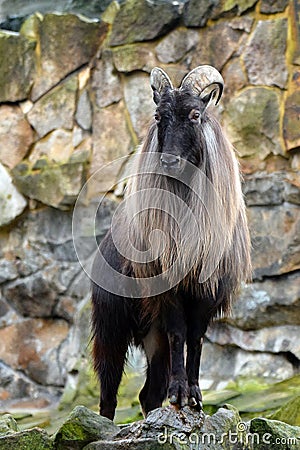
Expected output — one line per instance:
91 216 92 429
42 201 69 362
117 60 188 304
160 154 181 170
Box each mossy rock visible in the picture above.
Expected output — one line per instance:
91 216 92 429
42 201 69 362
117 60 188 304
0 30 36 102
225 87 283 159
269 396 300 427
0 415 19 435
109 0 180 46
13 159 85 209
31 13 108 100
202 389 240 406
53 405 119 450
0 428 53 450
222 0 258 15
250 418 300 450
229 374 300 414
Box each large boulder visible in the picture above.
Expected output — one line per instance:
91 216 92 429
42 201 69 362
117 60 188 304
30 13 107 100
227 273 300 330
0 361 61 410
224 87 283 159
112 43 157 74
3 272 58 317
155 28 199 64
12 155 87 209
191 19 252 71
27 75 78 138
0 318 69 386
28 129 74 166
248 203 300 278
250 418 300 450
183 0 218 27
243 19 288 88
109 0 181 46
243 171 300 206
200 340 294 389
206 323 300 360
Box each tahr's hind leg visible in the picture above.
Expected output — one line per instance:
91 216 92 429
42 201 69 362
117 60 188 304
139 325 170 416
93 336 128 421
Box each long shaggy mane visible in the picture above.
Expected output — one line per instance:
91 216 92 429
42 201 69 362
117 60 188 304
121 112 251 313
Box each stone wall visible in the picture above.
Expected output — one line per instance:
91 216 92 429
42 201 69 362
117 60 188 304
0 0 299 412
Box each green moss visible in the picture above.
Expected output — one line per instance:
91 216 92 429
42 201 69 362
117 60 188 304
226 376 271 394
250 418 300 450
269 396 300 426
0 428 53 450
12 157 85 209
53 405 118 449
0 415 19 435
203 389 240 406
58 420 87 441
229 375 300 415
225 87 283 158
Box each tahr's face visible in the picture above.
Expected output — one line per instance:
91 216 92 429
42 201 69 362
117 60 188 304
154 88 207 175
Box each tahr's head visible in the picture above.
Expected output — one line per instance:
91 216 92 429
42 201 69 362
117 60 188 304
150 65 224 175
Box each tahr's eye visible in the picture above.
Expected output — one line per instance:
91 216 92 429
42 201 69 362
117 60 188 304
189 109 201 123
154 111 161 123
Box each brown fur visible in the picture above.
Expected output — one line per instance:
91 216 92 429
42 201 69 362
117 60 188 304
124 112 251 316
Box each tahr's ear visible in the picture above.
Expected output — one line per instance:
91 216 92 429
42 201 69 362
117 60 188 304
201 87 220 110
150 67 173 105
153 90 161 105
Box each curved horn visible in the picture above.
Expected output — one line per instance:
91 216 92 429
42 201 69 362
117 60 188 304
150 67 173 94
180 65 224 105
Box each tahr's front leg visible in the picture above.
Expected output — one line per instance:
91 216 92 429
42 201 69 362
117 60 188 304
168 333 189 407
186 335 203 410
185 295 217 411
163 298 188 408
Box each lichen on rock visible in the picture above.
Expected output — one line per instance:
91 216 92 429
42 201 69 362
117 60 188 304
243 18 288 89
224 87 283 159
109 0 181 46
0 30 36 102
